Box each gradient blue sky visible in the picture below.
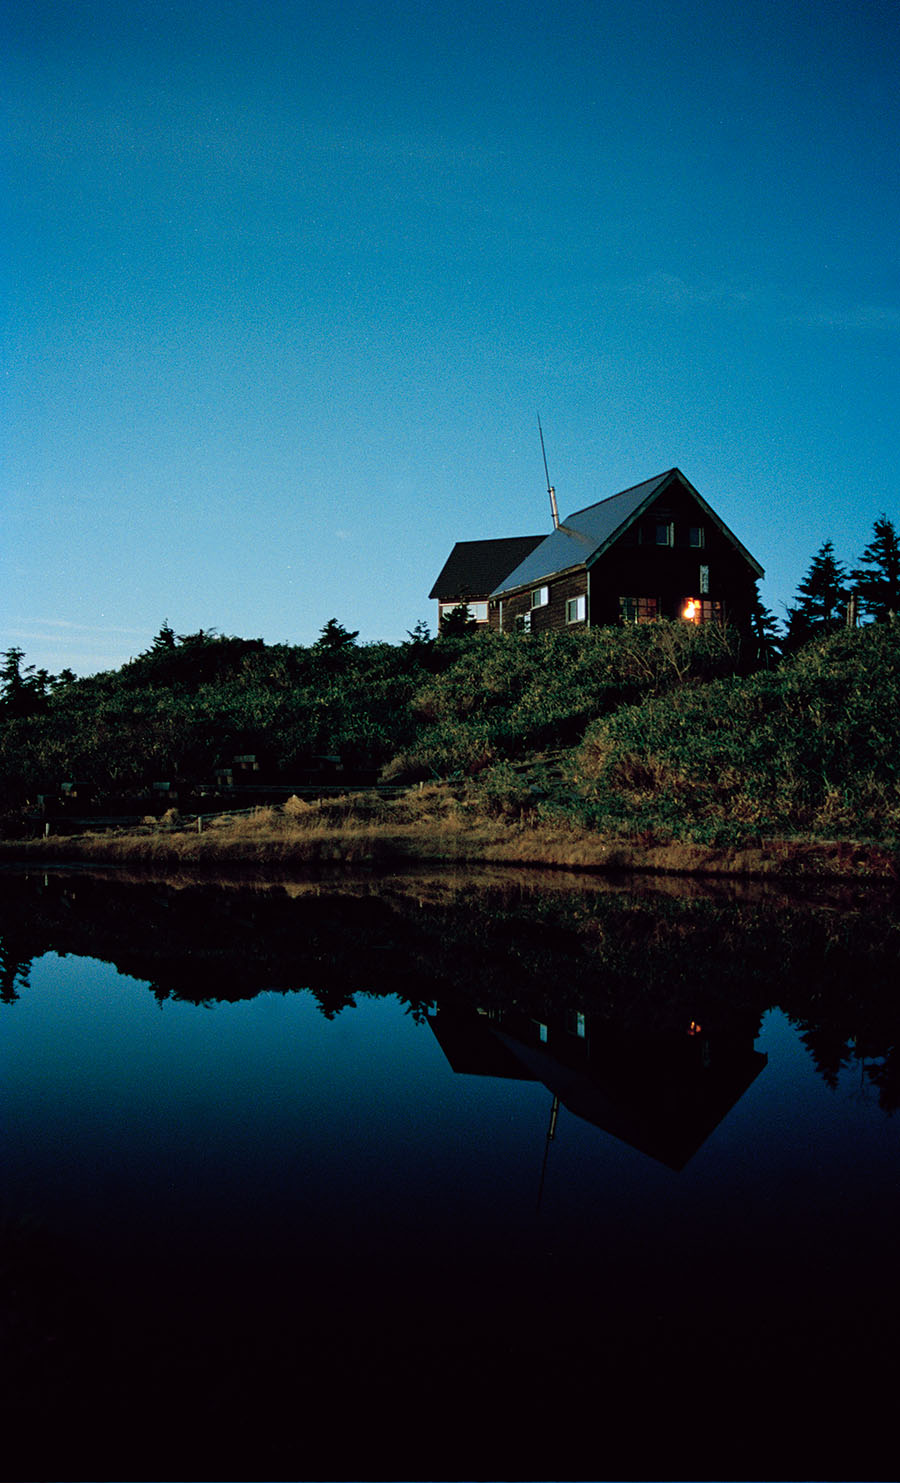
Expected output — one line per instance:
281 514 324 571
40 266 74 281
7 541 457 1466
4 0 898 675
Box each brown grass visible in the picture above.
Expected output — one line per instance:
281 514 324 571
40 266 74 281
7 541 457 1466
2 788 898 881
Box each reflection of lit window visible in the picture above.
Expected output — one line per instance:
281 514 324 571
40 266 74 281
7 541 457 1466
620 596 659 623
566 595 586 623
531 585 549 608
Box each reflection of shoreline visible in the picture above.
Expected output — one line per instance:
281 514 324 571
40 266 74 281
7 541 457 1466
1 866 898 1105
1 857 893 913
1 814 897 882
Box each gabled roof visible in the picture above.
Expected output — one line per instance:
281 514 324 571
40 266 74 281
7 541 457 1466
491 468 763 597
429 534 546 601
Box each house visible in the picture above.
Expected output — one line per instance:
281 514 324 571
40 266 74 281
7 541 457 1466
429 534 545 628
431 469 763 637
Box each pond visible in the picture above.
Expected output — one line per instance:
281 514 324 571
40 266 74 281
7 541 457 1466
2 867 899 1481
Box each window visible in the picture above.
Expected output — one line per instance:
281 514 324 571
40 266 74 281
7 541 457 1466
440 601 488 623
515 611 532 634
566 595 586 624
699 564 709 594
619 596 659 624
689 525 706 548
531 585 549 608
655 520 674 546
681 597 722 623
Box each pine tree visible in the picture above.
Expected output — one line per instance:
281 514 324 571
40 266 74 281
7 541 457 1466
0 647 50 717
749 583 782 667
151 620 177 652
852 515 900 623
314 618 359 651
784 540 849 651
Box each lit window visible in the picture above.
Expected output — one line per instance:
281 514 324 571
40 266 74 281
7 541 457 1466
682 597 722 624
619 596 659 623
531 585 549 608
566 595 586 624
656 520 673 546
689 526 706 548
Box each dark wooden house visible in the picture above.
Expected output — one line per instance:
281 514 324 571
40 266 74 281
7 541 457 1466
429 534 545 628
488 469 763 636
431 469 764 638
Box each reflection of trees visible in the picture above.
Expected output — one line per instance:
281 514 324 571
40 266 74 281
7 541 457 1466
797 1023 851 1090
795 1018 898 1113
0 938 32 1003
866 1054 900 1114
0 871 897 1106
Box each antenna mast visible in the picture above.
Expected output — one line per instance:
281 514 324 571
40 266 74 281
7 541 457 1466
538 414 560 529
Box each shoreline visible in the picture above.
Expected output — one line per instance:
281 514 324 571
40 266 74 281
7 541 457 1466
1 812 897 883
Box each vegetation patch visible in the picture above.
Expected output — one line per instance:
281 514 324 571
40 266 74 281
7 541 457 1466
1 612 899 877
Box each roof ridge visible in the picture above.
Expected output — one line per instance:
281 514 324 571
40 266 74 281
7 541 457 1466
563 468 678 522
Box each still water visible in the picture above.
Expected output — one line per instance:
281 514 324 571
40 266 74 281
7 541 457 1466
2 868 899 1481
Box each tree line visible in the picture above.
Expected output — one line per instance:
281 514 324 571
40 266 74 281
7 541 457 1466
779 513 899 652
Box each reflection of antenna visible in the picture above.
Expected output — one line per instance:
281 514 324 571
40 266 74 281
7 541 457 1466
538 414 560 529
536 1093 559 1213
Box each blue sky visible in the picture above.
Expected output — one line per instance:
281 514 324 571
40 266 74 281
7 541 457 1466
4 0 898 674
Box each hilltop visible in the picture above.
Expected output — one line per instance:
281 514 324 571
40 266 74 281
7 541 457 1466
1 621 898 877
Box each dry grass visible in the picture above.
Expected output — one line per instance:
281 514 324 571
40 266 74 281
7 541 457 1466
2 787 897 880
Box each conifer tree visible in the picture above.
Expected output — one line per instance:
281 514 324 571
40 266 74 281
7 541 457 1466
784 540 849 651
750 584 782 667
852 515 900 623
314 618 359 651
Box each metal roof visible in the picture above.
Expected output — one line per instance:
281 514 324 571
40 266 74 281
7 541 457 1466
491 469 763 596
429 534 546 601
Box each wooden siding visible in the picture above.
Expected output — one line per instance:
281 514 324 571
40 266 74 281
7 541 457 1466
490 569 588 634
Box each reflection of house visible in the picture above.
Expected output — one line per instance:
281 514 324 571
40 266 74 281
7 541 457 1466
429 535 545 628
430 469 764 637
428 1001 767 1171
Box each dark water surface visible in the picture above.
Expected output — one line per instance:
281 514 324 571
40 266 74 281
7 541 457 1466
2 867 899 1481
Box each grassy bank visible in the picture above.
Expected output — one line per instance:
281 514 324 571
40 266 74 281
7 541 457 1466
3 622 898 877
2 787 896 880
